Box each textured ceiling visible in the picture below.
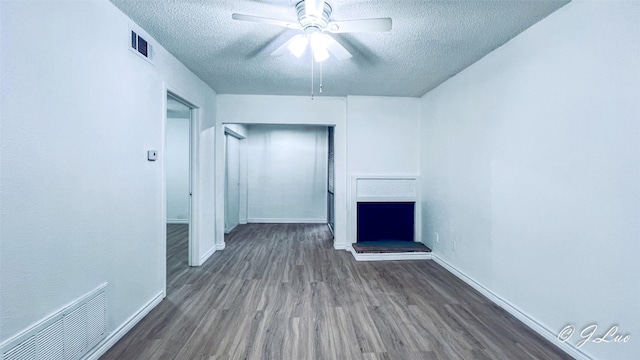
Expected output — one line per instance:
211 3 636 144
110 0 569 97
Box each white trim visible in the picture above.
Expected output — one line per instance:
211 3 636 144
199 243 225 265
164 86 201 268
189 105 200 266
167 219 189 224
224 126 245 139
352 174 421 180
83 291 164 360
224 222 238 234
356 196 417 203
334 242 348 250
347 245 432 262
199 246 216 265
432 255 592 360
161 86 168 299
162 84 204 295
247 218 327 224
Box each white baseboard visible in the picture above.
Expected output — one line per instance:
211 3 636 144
347 245 432 262
200 246 217 265
83 291 164 360
432 255 592 360
224 223 239 234
247 218 327 224
334 242 348 250
167 219 189 224
200 243 226 265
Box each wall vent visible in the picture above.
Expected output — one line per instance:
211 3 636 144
1 284 107 360
129 28 154 64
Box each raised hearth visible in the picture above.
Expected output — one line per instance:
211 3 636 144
353 241 432 254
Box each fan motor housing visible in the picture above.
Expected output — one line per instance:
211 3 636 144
296 1 332 29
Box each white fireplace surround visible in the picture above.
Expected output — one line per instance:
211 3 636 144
349 175 422 246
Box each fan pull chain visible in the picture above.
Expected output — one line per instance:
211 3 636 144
311 54 314 100
320 61 323 94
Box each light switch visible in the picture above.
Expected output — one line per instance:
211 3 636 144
147 150 158 161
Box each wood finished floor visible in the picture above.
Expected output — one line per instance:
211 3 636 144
101 223 572 360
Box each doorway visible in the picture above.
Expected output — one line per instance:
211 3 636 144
165 93 196 269
327 126 335 235
224 127 243 234
221 124 332 229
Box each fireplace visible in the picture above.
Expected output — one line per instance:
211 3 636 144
357 202 414 242
349 176 429 260
350 176 422 245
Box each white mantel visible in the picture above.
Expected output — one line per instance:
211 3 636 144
356 177 418 203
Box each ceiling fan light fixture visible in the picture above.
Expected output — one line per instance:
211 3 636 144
288 34 309 58
312 45 330 62
310 32 329 62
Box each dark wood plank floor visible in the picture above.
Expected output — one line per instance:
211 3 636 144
101 223 572 360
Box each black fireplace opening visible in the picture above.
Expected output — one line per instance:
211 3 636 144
357 202 415 242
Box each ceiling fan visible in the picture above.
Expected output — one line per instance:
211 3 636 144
232 0 392 62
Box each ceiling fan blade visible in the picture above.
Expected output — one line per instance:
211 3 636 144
323 35 352 61
232 13 301 30
326 18 392 33
271 36 296 57
271 34 308 57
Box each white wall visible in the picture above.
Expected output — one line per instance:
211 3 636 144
0 0 217 352
246 125 328 223
166 117 191 223
420 2 640 359
347 96 420 175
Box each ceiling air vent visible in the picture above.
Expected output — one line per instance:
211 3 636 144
130 28 154 64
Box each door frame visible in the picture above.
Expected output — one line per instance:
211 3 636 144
224 126 245 234
327 126 335 236
162 85 201 296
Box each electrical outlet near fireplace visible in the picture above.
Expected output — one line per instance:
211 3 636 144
435 232 439 244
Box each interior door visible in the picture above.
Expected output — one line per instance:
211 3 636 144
225 134 240 233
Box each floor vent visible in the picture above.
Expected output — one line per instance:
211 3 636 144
1 284 107 360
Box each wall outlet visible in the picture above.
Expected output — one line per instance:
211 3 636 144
452 241 457 251
435 232 440 244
